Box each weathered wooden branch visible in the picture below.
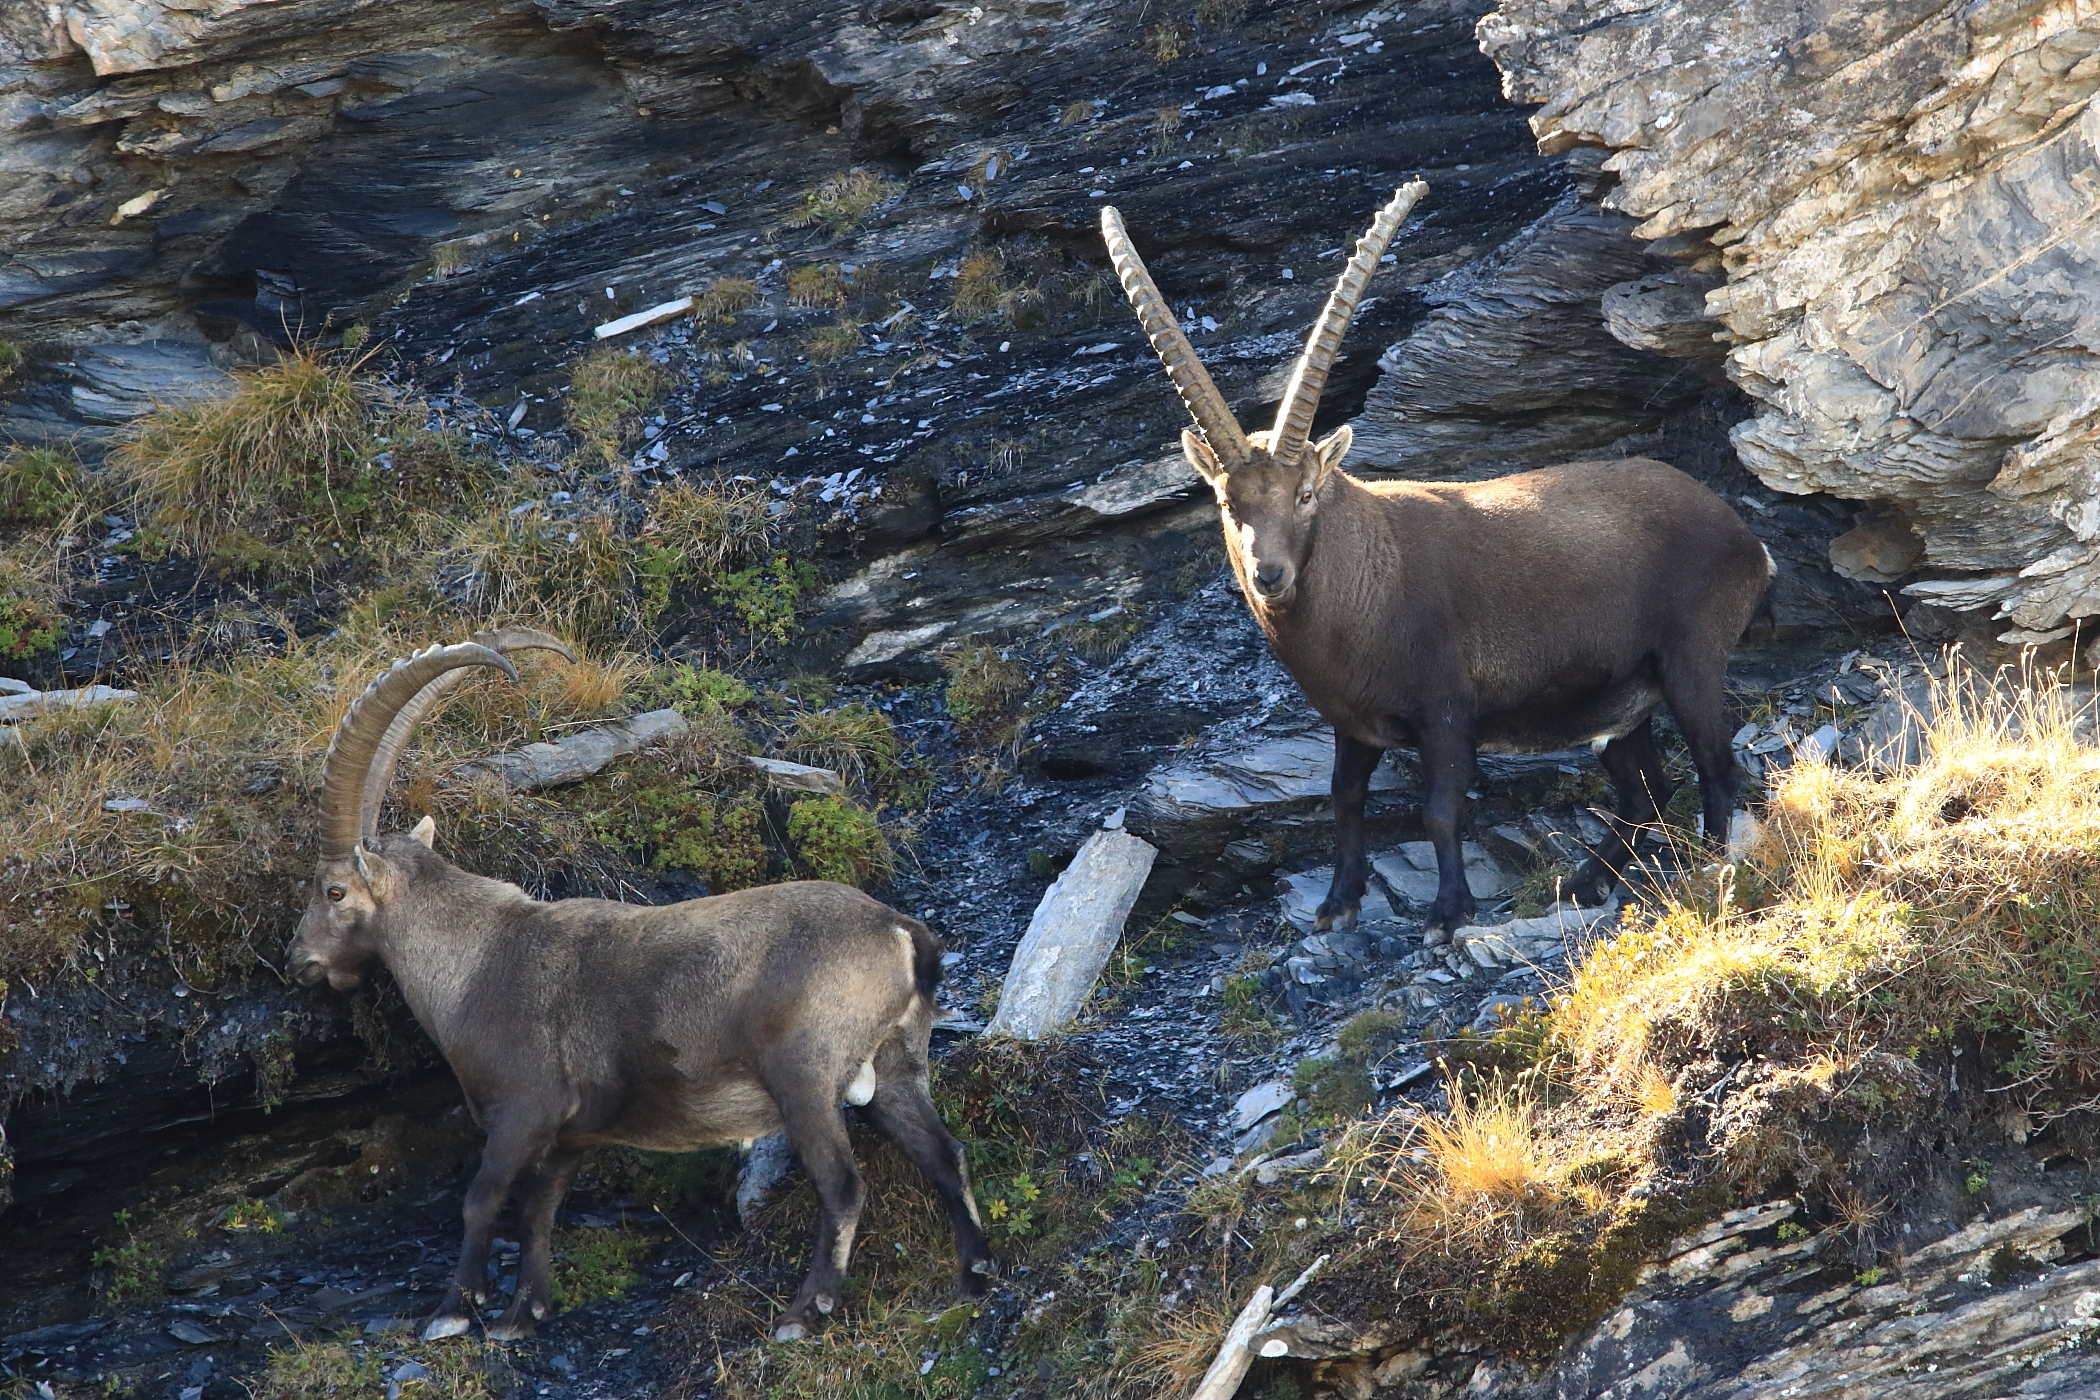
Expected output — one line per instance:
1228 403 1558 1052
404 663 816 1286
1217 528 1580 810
1187 1255 1328 1400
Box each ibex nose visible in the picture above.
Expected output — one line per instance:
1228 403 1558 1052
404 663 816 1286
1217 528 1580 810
1253 562 1286 593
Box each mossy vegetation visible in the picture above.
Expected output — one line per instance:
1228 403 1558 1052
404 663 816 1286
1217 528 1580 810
566 345 668 464
0 445 91 526
787 795 894 886
549 1225 653 1309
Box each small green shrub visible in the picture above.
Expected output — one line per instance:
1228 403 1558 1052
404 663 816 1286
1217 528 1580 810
787 796 892 886
0 592 63 659
0 446 88 525
549 1226 651 1310
944 643 1030 727
665 664 754 714
91 1209 167 1301
786 169 903 236
712 555 816 644
223 1197 287 1233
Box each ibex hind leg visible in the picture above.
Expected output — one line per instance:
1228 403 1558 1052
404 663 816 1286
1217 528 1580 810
1567 717 1671 907
488 1142 584 1342
861 1058 995 1295
769 1084 866 1343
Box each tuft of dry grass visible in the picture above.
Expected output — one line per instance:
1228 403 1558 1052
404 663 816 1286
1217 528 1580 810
1554 661 2100 1104
565 346 668 464
785 169 903 236
802 318 863 364
697 276 761 324
784 702 901 793
942 643 1029 728
0 445 94 528
110 348 376 559
786 262 848 308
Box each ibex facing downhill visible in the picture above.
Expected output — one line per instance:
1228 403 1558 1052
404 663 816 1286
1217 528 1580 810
289 632 992 1342
1104 184 1770 934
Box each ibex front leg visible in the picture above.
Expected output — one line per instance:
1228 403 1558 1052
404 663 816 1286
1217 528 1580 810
1315 733 1385 931
424 1112 554 1341
488 1142 584 1341
1417 721 1479 938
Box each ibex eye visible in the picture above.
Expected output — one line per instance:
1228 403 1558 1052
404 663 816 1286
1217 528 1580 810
1299 489 1314 505
327 886 346 903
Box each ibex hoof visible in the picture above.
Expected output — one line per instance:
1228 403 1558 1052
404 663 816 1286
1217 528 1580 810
420 1315 472 1342
814 1295 835 1316
1312 900 1359 932
486 1318 535 1343
774 1321 809 1343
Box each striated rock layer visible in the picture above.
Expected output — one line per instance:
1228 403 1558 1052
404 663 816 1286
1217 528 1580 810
1480 0 2100 643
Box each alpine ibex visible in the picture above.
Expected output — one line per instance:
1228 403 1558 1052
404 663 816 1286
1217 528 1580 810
1104 184 1770 933
289 632 992 1342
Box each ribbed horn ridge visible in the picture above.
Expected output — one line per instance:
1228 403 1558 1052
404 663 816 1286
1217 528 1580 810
1268 181 1428 466
357 628 576 844
317 642 520 860
1100 205 1251 470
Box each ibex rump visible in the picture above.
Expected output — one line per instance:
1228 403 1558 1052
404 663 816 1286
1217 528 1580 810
1105 185 1770 934
288 632 992 1342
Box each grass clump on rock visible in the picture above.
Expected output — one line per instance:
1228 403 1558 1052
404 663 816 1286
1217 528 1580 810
566 345 668 464
110 347 377 571
786 169 903 236
0 445 92 527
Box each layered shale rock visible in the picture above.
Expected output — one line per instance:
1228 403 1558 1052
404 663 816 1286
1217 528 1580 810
1480 0 2100 644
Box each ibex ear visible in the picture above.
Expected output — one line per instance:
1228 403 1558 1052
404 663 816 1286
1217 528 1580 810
1311 424 1352 482
350 844 377 885
408 814 437 849
1180 429 1226 487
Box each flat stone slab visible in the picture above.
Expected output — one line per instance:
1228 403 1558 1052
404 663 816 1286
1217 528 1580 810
0 684 138 723
987 826 1158 1040
1231 1078 1296 1133
1142 727 1407 820
747 756 844 796
1370 841 1513 905
1451 901 1618 971
458 708 687 789
1278 867 1396 931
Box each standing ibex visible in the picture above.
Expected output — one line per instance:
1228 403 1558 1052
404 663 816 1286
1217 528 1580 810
1104 184 1770 934
289 632 992 1342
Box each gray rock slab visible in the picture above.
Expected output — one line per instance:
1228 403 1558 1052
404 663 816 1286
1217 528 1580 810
457 708 687 789
1231 1078 1296 1133
1371 841 1513 905
986 826 1158 1040
746 756 844 796
0 684 138 723
62 341 234 424
1278 867 1396 931
1451 902 1617 972
1143 727 1406 821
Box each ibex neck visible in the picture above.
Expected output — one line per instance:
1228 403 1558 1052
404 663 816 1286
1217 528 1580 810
376 862 533 1048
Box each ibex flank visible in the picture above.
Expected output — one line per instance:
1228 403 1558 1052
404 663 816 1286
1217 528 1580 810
1104 183 1771 934
288 631 992 1343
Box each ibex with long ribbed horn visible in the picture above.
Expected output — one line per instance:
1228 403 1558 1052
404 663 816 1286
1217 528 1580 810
289 633 992 1342
1104 184 1770 934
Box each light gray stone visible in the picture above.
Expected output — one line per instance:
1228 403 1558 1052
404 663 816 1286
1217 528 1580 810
746 756 844 796
986 826 1158 1040
1143 727 1406 823
0 683 138 722
456 709 688 790
1451 902 1617 971
1231 1078 1296 1133
1371 841 1513 906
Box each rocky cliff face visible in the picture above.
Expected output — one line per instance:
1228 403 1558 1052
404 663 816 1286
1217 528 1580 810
1480 0 2100 645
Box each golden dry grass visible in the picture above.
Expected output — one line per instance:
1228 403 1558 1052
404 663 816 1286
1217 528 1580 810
109 349 375 557
0 624 634 980
566 346 668 464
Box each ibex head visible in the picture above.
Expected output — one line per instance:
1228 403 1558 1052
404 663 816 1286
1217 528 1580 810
289 629 573 990
1103 182 1427 609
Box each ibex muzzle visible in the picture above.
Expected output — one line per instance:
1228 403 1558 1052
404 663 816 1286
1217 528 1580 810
1107 186 1771 933
291 632 992 1343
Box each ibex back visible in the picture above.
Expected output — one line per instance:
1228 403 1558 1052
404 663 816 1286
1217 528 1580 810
1105 184 1770 933
289 632 992 1342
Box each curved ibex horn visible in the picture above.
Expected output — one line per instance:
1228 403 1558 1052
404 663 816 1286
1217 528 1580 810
1101 205 1251 471
357 627 577 845
317 642 520 861
1267 181 1428 468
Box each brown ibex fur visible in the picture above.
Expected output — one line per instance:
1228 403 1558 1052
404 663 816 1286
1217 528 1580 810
1105 186 1771 933
289 633 991 1343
